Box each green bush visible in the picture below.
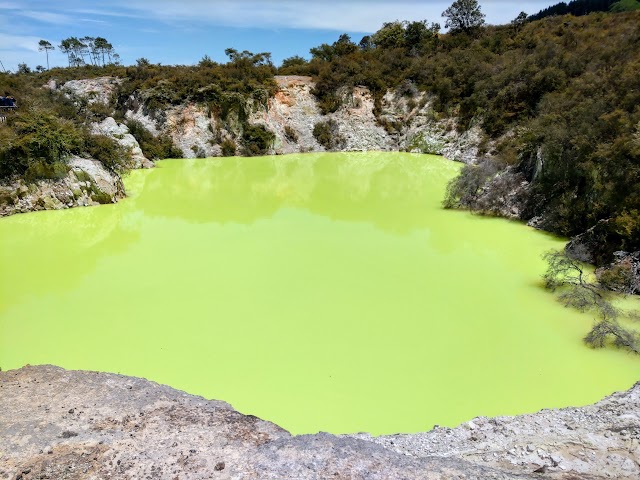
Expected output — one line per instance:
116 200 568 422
241 124 275 156
284 125 298 142
85 134 132 173
0 112 82 178
221 138 237 156
312 120 346 151
24 160 69 182
125 120 182 159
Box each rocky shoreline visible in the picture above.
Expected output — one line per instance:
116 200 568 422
0 157 124 218
0 365 638 479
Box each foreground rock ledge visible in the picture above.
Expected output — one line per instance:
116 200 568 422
0 366 638 479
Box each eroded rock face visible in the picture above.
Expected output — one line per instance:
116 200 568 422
56 77 122 106
1 366 638 480
250 77 482 161
164 104 220 158
0 157 125 218
47 75 483 163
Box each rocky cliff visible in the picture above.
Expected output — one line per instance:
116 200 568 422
0 157 124 218
114 75 482 162
1 75 484 219
1 366 638 480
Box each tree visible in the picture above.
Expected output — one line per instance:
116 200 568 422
93 37 115 66
199 55 216 67
333 34 358 56
442 0 486 34
280 56 307 69
358 35 373 51
59 37 87 67
542 250 640 354
279 55 309 75
136 57 151 68
511 12 528 33
17 63 31 74
372 21 406 49
404 20 440 55
38 40 54 70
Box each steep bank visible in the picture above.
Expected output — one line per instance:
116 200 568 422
115 75 481 162
0 74 481 218
1 365 638 479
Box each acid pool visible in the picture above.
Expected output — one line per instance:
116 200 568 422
0 152 637 435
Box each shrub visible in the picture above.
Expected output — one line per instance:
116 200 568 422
221 138 237 156
24 160 69 182
442 159 500 209
125 120 182 159
241 124 275 156
85 134 133 173
312 119 346 151
0 112 82 178
284 125 298 143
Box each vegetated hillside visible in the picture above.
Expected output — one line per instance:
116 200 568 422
0 50 278 181
278 11 640 264
530 0 640 21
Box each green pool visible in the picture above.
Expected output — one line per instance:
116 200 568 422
0 152 637 435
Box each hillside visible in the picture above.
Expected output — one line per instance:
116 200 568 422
530 0 640 20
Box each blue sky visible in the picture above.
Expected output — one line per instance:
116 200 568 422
1 1 552 72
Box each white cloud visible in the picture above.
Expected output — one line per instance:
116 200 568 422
83 0 554 32
0 33 62 71
71 8 145 19
17 10 74 25
0 32 42 52
2 1 555 34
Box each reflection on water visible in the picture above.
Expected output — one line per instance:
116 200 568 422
130 152 455 233
0 152 638 436
0 200 140 315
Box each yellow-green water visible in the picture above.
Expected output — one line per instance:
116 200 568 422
0 152 638 435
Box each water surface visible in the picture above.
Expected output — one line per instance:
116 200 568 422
0 152 637 435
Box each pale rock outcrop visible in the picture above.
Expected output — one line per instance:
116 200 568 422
57 77 122 106
0 157 124 217
165 104 219 158
251 76 325 154
354 381 640 479
380 91 484 164
91 117 153 168
331 86 395 151
253 77 482 161
48 75 483 163
124 107 160 136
